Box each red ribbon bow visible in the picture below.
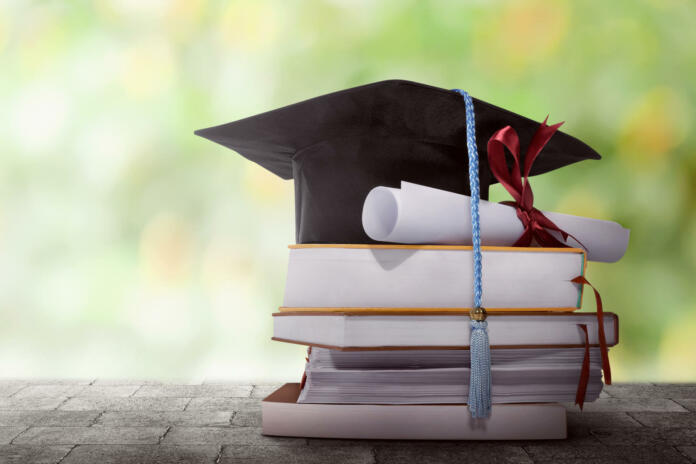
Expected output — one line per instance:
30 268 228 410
487 118 581 248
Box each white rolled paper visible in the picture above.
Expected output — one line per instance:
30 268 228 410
362 181 630 263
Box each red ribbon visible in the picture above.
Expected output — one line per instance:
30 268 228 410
572 276 612 386
300 346 312 390
487 118 584 248
575 324 590 410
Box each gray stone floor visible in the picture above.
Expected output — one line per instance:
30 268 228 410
0 381 694 463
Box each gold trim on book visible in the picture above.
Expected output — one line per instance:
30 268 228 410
288 244 585 254
277 307 579 314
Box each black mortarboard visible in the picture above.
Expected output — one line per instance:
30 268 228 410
195 80 600 244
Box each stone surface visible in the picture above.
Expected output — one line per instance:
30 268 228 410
0 411 100 427
676 398 696 412
60 397 190 411
0 445 73 464
678 445 696 461
0 384 26 398
133 385 252 398
566 412 642 429
231 409 262 427
563 397 688 412
524 444 691 463
61 445 219 464
250 384 284 399
0 397 67 411
97 410 233 427
162 426 306 446
0 426 26 444
185 397 259 411
221 444 374 464
604 383 696 399
375 443 532 463
13 426 167 445
630 411 696 428
0 381 692 463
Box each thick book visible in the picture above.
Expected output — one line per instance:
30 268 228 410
263 383 567 440
273 311 619 349
283 245 586 311
298 347 603 404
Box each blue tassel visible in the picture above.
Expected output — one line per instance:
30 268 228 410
469 319 492 418
453 89 492 419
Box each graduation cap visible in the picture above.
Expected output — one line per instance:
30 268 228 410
195 80 600 244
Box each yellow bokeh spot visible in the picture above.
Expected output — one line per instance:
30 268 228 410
140 212 193 285
165 0 206 42
658 311 696 381
119 36 175 99
473 0 569 74
200 237 255 290
618 87 691 165
218 2 279 52
554 188 610 220
241 163 291 206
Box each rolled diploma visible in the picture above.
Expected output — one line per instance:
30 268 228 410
362 181 630 263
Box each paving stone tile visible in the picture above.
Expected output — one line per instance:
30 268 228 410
14 385 137 399
506 424 602 449
0 427 26 444
630 412 696 428
566 412 642 429
231 410 261 427
605 383 696 399
0 397 67 411
564 398 687 412
73 386 140 397
591 427 696 446
162 426 306 446
12 385 86 399
186 397 260 411
61 444 219 464
675 399 696 412
0 384 26 397
97 410 233 427
220 444 374 464
524 444 690 463
91 379 169 386
134 385 252 398
5 379 94 386
375 443 532 464
13 426 167 445
250 385 283 399
0 410 100 427
0 445 73 464
59 397 190 411
677 446 696 461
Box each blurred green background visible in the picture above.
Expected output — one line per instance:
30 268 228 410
1 0 694 382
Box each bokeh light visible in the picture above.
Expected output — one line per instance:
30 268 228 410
1 0 695 382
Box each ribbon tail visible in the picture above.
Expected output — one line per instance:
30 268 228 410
300 346 312 390
575 324 591 410
468 320 491 418
572 276 612 385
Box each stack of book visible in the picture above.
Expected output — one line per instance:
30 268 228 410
262 245 618 440
194 79 627 440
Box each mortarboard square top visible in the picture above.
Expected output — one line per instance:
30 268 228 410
195 80 600 244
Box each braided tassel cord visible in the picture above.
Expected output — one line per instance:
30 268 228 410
453 89 492 419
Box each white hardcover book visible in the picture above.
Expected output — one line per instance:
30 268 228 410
283 245 586 310
273 312 618 349
263 384 567 440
